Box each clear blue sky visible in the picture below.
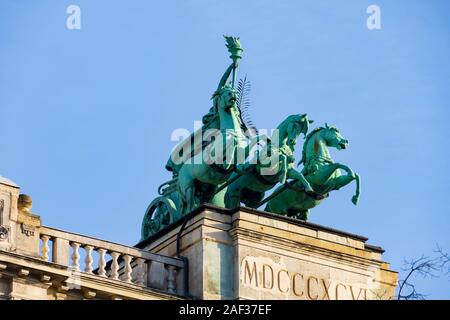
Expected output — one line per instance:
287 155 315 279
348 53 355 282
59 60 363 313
1 0 449 298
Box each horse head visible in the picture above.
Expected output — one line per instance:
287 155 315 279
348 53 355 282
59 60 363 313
299 124 348 166
322 123 348 150
281 114 313 148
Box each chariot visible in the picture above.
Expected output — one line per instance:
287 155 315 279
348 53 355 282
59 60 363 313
140 178 181 240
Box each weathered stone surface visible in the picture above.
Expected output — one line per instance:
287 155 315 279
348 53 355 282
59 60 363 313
0 176 186 300
139 205 397 300
0 178 20 252
0 241 185 300
0 176 19 188
0 175 396 300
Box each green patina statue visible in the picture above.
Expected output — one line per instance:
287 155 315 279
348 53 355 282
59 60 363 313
264 124 361 220
141 36 258 238
176 83 261 215
224 114 313 209
140 36 361 240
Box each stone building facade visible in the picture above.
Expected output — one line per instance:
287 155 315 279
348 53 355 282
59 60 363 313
0 176 397 300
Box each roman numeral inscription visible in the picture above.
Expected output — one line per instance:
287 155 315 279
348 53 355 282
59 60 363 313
241 257 368 300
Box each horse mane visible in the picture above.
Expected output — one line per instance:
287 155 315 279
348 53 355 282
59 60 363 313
276 114 303 130
298 126 325 166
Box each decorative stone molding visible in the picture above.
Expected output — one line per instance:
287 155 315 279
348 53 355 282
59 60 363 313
40 275 51 283
0 199 7 242
0 177 20 250
83 289 96 299
17 269 30 278
0 175 398 300
0 226 8 242
36 225 186 296
0 175 186 300
0 249 185 300
54 292 67 300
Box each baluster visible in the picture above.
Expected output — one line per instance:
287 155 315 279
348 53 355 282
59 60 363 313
146 260 152 287
97 248 107 277
110 252 120 280
84 245 94 274
166 265 177 294
41 236 50 261
123 255 132 283
135 258 146 286
71 242 80 271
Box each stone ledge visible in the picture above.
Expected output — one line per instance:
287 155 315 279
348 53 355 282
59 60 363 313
141 205 397 300
136 203 372 248
0 176 19 188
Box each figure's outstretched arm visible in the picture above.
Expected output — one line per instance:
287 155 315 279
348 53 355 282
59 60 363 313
216 63 235 91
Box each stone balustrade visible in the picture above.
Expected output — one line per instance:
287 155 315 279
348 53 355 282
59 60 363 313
39 226 186 296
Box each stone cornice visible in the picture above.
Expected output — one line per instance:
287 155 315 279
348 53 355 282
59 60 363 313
136 203 375 249
0 176 19 189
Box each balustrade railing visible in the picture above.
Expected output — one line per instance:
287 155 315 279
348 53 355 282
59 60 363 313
39 226 185 296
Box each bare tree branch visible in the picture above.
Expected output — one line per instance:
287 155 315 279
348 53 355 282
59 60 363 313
397 245 449 300
435 245 450 276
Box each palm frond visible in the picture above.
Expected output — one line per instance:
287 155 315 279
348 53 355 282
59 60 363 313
236 76 258 136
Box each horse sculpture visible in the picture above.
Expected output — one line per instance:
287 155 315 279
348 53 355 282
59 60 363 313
224 114 313 209
177 83 261 215
265 124 360 220
140 36 363 241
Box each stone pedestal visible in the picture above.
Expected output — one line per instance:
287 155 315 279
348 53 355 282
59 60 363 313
137 205 397 300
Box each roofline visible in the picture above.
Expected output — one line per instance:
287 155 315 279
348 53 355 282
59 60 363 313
135 203 374 249
0 176 19 188
364 243 385 254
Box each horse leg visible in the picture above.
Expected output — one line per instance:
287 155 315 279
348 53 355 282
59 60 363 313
224 180 242 209
333 163 360 205
334 163 355 178
177 184 188 216
287 168 313 193
264 187 293 215
185 183 196 214
307 163 342 189
328 175 353 190
326 164 360 205
352 174 360 205
246 190 265 209
177 168 196 215
278 154 288 185
296 209 309 221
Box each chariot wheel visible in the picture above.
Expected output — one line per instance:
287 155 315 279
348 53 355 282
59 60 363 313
140 196 179 240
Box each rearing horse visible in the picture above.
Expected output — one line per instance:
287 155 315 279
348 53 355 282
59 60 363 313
224 114 313 209
265 124 361 220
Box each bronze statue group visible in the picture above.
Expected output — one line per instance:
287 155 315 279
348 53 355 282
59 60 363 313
141 37 360 240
